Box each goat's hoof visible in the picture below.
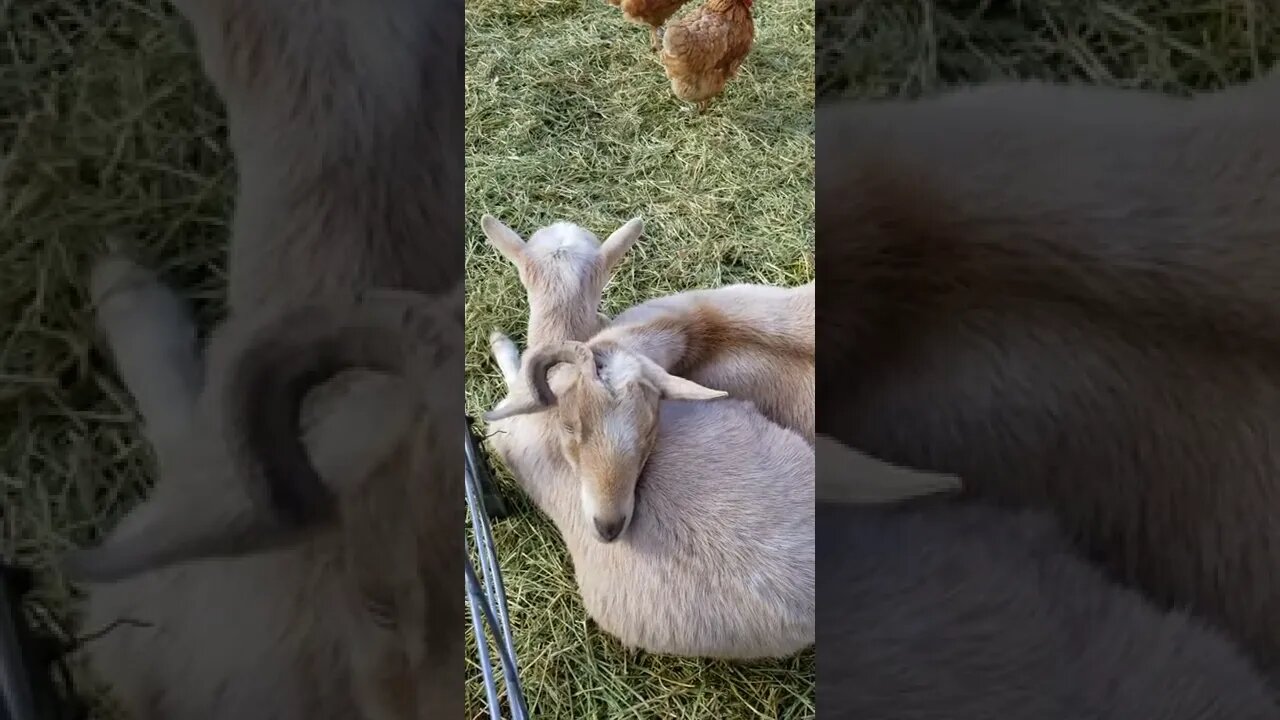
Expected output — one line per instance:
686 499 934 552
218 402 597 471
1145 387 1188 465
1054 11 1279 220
488 329 510 345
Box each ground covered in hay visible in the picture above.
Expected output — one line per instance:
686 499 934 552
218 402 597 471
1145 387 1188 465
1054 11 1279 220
463 0 815 717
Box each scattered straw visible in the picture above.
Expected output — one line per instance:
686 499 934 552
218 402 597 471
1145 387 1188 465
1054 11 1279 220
464 0 815 716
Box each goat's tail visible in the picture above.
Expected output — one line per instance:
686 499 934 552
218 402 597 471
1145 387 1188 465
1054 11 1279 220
63 287 460 583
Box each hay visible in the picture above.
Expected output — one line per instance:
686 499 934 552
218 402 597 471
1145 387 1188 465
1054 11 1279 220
464 0 814 716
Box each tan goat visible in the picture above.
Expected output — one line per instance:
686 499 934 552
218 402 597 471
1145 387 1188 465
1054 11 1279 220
487 333 817 658
63 0 463 717
819 68 1280 681
492 280 816 537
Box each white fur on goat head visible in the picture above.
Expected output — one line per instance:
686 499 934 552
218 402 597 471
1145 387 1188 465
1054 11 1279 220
476 213 644 519
480 214 643 345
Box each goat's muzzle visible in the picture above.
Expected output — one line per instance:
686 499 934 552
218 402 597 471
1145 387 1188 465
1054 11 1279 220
592 514 627 543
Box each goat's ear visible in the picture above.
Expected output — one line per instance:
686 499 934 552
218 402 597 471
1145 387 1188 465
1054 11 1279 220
481 215 526 265
636 355 728 401
601 217 643 273
483 397 551 422
815 434 963 504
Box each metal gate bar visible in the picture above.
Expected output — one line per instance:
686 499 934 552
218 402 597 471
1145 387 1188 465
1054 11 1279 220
464 420 529 720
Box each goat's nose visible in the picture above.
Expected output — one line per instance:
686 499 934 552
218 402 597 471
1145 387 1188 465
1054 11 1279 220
593 516 626 542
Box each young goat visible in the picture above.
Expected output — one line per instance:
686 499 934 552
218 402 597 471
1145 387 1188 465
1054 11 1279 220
819 69 1280 680
476 214 644 517
64 0 463 717
819 439 1279 719
493 280 815 537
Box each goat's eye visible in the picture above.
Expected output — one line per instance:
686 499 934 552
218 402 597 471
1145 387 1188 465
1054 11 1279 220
562 421 579 435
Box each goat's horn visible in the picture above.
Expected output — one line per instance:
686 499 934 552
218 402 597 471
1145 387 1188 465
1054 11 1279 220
522 341 594 407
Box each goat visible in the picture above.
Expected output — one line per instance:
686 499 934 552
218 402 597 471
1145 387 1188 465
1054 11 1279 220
818 69 1280 680
477 214 641 349
475 214 644 517
487 332 817 658
494 281 816 534
63 0 463 716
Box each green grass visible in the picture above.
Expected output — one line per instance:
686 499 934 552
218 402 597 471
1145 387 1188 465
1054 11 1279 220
463 0 815 716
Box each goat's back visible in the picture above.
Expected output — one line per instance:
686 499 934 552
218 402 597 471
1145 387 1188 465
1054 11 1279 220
818 501 1279 719
570 398 814 659
682 284 814 441
610 282 815 440
687 360 813 442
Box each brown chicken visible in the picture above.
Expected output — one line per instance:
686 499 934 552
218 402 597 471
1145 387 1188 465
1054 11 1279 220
608 0 693 51
657 0 754 112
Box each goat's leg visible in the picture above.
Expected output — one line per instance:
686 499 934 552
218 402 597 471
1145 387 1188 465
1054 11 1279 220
90 254 204 463
489 330 522 387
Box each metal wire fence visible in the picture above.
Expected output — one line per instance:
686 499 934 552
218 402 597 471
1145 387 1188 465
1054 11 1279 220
464 417 529 720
